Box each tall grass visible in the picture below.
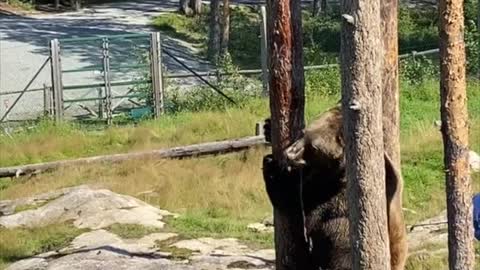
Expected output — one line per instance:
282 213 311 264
0 79 478 269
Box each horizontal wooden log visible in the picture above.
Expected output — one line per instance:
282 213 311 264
0 136 267 178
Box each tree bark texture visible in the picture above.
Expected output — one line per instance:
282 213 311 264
190 0 202 15
312 0 327 16
265 0 307 269
220 0 230 55
439 0 474 268
179 0 192 16
266 0 305 162
340 0 391 269
381 0 408 269
208 0 221 62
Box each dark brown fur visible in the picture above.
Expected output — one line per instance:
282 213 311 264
263 106 407 270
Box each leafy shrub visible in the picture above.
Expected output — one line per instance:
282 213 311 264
400 55 439 85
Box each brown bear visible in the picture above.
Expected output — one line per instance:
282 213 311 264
262 106 407 270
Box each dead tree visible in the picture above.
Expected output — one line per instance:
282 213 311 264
439 0 475 268
382 0 408 268
208 0 221 62
340 0 391 268
179 0 192 16
190 0 202 15
264 0 308 269
220 0 230 56
312 0 327 16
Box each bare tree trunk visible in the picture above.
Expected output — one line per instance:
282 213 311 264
179 0 192 16
341 0 391 268
70 0 80 10
381 0 408 269
312 0 327 16
208 0 221 62
190 0 202 15
439 0 474 269
312 0 321 16
54 0 60 10
220 0 230 56
265 0 309 269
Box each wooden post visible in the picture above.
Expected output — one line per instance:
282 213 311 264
340 0 391 268
150 32 164 118
439 0 474 268
102 38 113 125
255 121 264 136
260 5 269 97
43 84 52 117
97 87 104 119
50 39 64 122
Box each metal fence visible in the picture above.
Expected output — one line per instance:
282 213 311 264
0 13 441 126
0 33 165 125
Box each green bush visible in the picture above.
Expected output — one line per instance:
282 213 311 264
400 55 439 85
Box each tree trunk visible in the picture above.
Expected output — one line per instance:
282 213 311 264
312 0 320 16
54 0 60 10
265 0 308 269
179 0 192 16
321 0 327 14
381 0 408 269
312 0 327 16
70 0 80 10
208 0 221 62
220 0 230 56
340 0 391 269
439 0 474 269
190 0 202 15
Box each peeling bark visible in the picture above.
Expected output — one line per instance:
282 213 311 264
439 0 474 268
265 0 308 269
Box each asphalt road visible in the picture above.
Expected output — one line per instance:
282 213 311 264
0 0 212 121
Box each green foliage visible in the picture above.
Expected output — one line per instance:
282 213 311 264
0 224 86 265
227 6 261 68
305 65 341 97
152 13 207 45
465 20 480 75
400 55 439 86
6 0 34 11
164 53 262 114
168 209 273 248
302 12 341 65
106 224 162 239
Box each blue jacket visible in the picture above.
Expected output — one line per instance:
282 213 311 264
473 193 480 240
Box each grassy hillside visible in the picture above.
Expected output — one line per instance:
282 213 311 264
0 79 479 269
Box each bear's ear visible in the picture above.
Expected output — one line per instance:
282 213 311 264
307 107 344 161
384 152 402 200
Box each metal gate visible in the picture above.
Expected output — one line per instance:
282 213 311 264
48 32 164 125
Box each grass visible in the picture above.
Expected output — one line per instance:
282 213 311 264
0 224 86 268
0 79 478 265
105 223 163 239
4 0 34 11
152 6 261 68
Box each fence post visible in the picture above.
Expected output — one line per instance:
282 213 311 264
50 39 64 122
102 38 113 125
97 87 104 119
150 32 164 118
260 5 269 97
43 84 52 118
